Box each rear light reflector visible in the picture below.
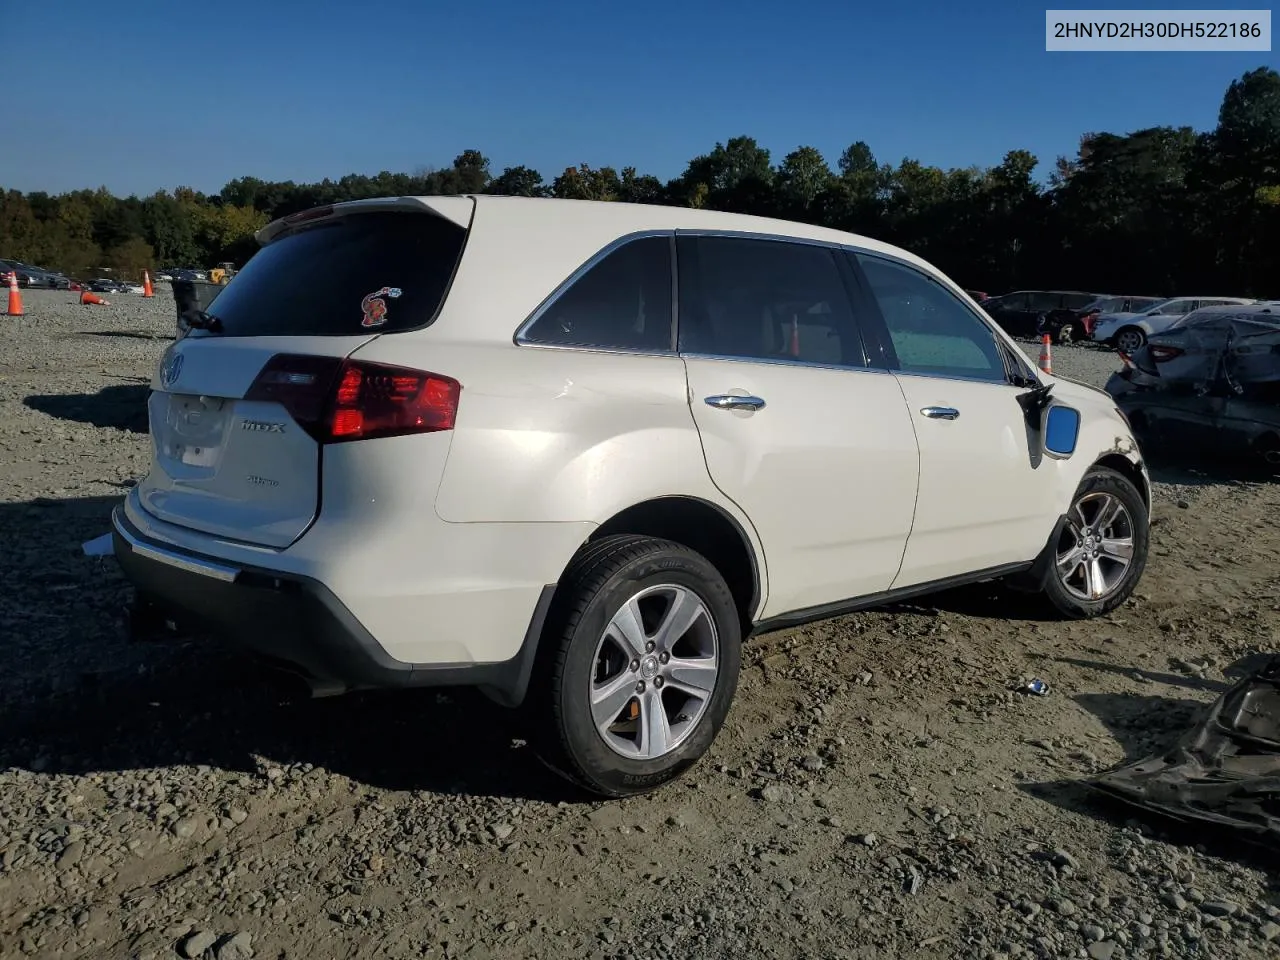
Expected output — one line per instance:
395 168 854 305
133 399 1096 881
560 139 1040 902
1149 345 1185 363
246 354 460 443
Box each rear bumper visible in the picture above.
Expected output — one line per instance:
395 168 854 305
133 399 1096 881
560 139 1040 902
111 505 554 704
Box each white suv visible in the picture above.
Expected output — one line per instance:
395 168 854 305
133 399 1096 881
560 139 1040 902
112 195 1151 797
1091 296 1255 353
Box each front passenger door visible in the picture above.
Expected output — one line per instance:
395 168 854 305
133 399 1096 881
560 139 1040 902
849 252 1058 588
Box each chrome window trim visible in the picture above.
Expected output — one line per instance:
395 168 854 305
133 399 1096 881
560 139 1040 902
679 351 895 377
511 224 1042 386
892 368 1030 388
513 229 677 351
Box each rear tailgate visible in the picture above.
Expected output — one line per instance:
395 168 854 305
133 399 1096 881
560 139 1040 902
136 198 473 549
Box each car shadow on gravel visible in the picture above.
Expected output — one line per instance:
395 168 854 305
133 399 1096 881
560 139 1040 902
74 330 173 342
1146 458 1279 488
880 581 1056 622
23 382 151 433
0 494 581 804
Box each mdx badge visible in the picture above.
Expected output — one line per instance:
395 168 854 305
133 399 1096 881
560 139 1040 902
160 350 184 388
240 419 286 433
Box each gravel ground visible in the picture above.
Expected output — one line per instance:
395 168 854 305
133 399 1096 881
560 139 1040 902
2 288 1279 960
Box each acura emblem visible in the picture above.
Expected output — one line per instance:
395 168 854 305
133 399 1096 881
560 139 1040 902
160 351 185 388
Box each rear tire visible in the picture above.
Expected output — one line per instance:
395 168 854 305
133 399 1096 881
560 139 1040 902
529 534 741 798
1056 322 1079 345
1037 466 1149 619
1114 327 1146 354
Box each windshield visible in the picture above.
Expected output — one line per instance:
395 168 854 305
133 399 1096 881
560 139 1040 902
198 211 467 338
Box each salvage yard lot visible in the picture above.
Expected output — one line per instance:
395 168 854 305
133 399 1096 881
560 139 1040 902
2 289 1279 960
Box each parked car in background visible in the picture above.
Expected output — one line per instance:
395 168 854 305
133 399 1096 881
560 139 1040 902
0 259 64 288
86 278 130 293
1091 296 1255 353
1107 303 1280 464
1038 295 1164 345
111 195 1152 798
980 290 1099 338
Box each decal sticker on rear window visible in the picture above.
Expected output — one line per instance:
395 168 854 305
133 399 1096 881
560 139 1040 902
360 287 403 328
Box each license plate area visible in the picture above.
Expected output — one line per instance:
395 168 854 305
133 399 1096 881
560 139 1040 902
161 394 231 468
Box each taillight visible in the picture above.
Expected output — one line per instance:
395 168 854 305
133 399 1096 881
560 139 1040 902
245 354 460 443
1148 345 1184 363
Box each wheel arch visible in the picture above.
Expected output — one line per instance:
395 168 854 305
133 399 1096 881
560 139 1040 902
586 495 764 635
1093 452 1150 511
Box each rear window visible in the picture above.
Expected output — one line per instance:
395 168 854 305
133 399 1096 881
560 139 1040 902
201 211 467 337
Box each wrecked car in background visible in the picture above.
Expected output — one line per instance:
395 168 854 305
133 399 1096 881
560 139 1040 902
1106 303 1280 465
1091 296 1255 354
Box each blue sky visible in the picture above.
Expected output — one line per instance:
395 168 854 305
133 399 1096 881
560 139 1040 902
2 0 1273 196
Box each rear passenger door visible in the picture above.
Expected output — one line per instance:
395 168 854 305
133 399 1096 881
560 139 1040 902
677 234 921 618
848 251 1058 587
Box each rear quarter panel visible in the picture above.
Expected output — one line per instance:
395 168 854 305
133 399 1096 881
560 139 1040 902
345 336 768 595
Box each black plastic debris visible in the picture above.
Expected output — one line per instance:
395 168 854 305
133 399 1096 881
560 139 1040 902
1090 654 1280 843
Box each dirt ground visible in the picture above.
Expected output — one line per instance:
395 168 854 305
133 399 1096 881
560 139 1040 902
2 289 1278 960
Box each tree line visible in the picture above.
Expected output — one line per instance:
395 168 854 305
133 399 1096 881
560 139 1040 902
1 66 1276 297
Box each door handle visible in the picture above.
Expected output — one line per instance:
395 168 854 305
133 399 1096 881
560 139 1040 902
705 394 766 411
920 406 960 420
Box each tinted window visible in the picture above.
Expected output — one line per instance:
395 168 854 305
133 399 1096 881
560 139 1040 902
855 254 1007 382
1173 311 1229 330
522 236 673 351
1027 292 1062 312
991 292 1030 312
1063 292 1097 309
195 212 465 338
677 236 862 366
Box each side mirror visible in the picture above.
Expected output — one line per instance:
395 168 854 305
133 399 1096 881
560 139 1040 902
1043 404 1081 459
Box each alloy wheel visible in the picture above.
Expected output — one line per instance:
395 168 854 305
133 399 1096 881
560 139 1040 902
589 584 719 760
1055 492 1136 602
1115 329 1145 354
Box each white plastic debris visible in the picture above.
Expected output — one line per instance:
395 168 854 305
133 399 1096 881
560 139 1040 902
81 533 113 557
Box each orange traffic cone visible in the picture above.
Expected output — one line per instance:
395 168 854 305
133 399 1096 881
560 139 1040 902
80 290 111 306
143 270 154 298
1038 333 1053 375
5 271 23 316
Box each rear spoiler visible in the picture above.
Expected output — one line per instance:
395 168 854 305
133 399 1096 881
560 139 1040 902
255 196 476 247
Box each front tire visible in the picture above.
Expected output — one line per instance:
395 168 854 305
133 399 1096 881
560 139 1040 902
1038 466 1149 619
529 534 742 798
